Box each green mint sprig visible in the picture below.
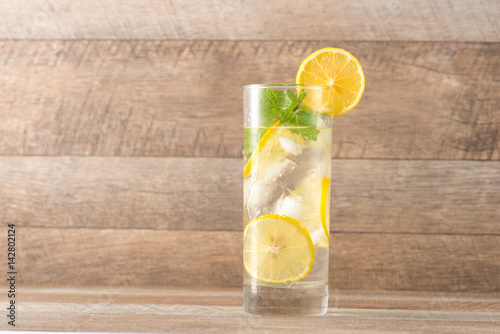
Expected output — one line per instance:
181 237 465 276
244 89 320 157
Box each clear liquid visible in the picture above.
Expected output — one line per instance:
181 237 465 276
243 125 332 315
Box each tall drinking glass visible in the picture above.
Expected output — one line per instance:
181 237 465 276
243 84 332 316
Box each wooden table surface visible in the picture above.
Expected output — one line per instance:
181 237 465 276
12 287 500 333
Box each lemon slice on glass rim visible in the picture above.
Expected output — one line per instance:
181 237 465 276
296 47 365 116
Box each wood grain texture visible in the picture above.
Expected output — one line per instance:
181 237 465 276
17 287 500 312
1 157 499 234
13 228 500 292
0 0 499 41
0 41 498 159
6 288 500 332
16 305 500 333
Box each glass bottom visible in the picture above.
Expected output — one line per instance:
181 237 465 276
243 283 328 316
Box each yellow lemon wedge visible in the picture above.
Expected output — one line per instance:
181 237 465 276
243 214 314 283
243 120 280 179
320 177 331 245
291 167 331 249
244 121 306 180
296 47 365 116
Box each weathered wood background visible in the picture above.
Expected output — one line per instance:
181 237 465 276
0 0 499 294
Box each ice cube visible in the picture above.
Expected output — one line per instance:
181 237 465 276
309 125 332 152
274 193 305 221
315 160 330 179
259 158 296 181
279 137 302 156
309 228 326 246
245 178 281 219
316 115 326 128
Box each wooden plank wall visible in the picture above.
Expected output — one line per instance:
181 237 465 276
0 1 499 293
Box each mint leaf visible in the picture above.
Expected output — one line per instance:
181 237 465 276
281 105 320 141
292 125 320 141
244 89 319 157
297 89 307 105
285 89 298 106
259 89 294 125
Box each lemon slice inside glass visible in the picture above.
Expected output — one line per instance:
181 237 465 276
244 214 314 283
243 120 280 179
291 174 330 249
244 122 305 180
320 177 331 245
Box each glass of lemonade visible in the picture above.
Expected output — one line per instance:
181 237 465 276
243 84 332 316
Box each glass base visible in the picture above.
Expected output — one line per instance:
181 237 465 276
243 283 328 316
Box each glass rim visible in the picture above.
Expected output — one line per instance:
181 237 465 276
244 83 328 90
